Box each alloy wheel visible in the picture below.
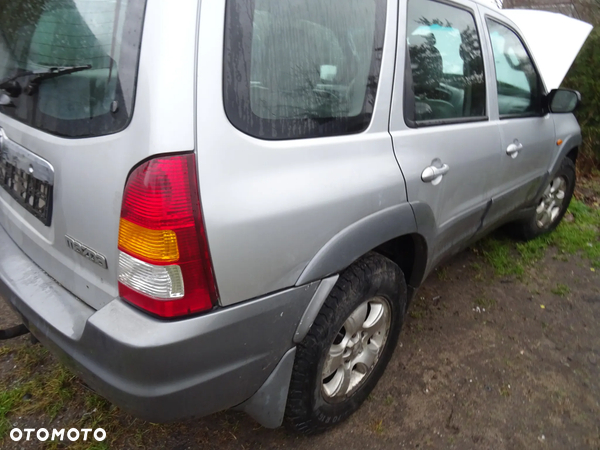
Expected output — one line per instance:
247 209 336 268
321 297 391 402
536 176 567 229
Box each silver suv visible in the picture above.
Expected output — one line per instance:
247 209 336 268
0 0 591 434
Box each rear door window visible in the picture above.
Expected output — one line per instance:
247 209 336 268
0 0 147 138
404 0 486 126
224 0 387 140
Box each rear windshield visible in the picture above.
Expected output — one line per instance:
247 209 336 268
0 0 146 138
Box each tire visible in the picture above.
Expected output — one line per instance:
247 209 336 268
512 157 576 241
285 252 407 434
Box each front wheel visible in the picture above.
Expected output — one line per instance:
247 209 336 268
285 252 406 434
512 157 576 241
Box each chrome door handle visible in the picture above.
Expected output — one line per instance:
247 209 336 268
506 141 523 158
421 163 449 184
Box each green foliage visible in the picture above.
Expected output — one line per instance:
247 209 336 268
562 26 600 167
481 236 525 277
480 200 600 276
0 340 166 450
0 345 102 445
474 297 497 309
551 200 600 267
0 386 25 439
551 283 571 297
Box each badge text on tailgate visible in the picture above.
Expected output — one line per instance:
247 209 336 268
66 236 108 269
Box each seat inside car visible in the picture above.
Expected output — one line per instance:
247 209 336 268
251 1 346 119
249 0 380 121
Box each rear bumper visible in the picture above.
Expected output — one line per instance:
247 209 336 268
0 224 318 422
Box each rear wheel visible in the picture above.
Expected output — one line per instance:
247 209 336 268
512 157 576 241
285 252 406 434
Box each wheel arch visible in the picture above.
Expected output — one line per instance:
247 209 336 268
373 233 428 289
549 130 581 176
295 203 429 291
565 146 578 164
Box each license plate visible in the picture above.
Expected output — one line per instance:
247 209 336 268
0 129 54 226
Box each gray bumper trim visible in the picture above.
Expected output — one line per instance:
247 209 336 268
0 224 319 422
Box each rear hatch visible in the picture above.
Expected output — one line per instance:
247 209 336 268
0 0 198 310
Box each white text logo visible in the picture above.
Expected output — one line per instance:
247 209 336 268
10 428 106 442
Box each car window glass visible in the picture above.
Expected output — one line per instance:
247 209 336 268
405 0 486 125
224 0 387 140
487 19 543 117
0 0 147 138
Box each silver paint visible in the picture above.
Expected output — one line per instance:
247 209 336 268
197 0 404 306
0 0 199 310
65 235 108 270
0 221 319 423
0 0 586 427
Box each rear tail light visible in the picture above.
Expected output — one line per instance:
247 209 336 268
117 153 218 318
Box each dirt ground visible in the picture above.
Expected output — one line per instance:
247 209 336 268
1 237 599 449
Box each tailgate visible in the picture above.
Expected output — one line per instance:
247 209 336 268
0 123 141 310
0 0 199 310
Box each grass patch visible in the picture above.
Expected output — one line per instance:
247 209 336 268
0 386 25 438
478 200 600 276
499 384 511 397
0 352 79 439
470 262 482 271
470 262 484 281
550 201 600 268
0 339 183 449
384 394 394 406
436 266 449 281
516 236 551 266
480 238 525 278
409 296 428 320
551 283 571 297
0 342 122 448
474 297 497 309
372 419 385 434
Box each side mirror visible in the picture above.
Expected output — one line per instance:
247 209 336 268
547 89 581 114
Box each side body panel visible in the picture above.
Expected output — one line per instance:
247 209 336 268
391 0 502 274
550 113 582 174
197 0 407 306
477 6 556 228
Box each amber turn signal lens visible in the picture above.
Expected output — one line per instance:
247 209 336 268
118 219 179 263
557 139 563 146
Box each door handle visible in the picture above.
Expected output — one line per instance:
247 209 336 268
421 163 449 184
506 141 523 158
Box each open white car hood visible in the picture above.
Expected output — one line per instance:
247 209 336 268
502 9 593 90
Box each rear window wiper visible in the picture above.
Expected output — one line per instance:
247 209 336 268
0 65 92 97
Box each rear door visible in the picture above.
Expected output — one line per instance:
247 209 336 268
478 9 555 226
391 0 502 269
199 0 404 305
